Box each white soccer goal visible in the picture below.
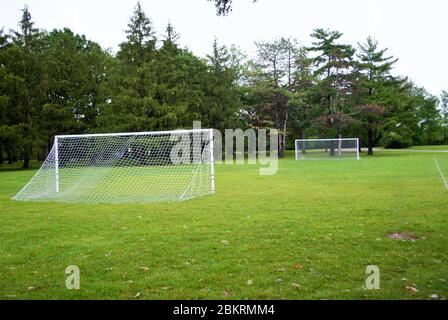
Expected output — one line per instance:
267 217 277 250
13 129 215 204
295 138 360 160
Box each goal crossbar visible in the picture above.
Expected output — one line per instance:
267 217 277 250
295 138 359 142
55 129 210 139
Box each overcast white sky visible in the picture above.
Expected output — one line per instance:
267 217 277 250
1 0 447 95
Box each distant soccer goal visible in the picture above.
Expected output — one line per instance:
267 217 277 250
295 138 360 160
13 129 215 204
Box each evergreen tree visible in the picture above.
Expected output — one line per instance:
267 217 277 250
9 6 46 168
99 2 162 132
0 29 12 166
308 29 356 152
163 22 180 48
197 39 240 130
290 47 316 142
410 86 441 145
1 4 446 165
208 0 258 15
41 28 110 155
155 24 208 129
354 36 399 155
122 1 156 65
379 80 420 149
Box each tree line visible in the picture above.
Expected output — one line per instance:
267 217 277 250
0 4 447 167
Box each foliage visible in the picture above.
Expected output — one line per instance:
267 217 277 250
380 130 413 149
441 91 448 143
353 37 399 155
0 5 446 167
208 0 258 15
307 29 356 143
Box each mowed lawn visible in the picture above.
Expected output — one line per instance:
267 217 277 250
0 149 447 299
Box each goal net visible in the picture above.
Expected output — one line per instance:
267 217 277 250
295 138 360 160
13 129 215 204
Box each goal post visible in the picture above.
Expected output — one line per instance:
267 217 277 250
209 128 215 193
13 129 215 204
54 136 60 193
295 138 360 160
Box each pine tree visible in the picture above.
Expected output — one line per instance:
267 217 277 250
13 6 39 46
307 29 356 154
99 3 161 132
199 39 240 130
156 24 207 129
124 2 155 52
208 0 258 15
354 36 399 155
9 6 45 168
0 29 10 166
163 22 180 49
290 47 316 142
41 28 110 154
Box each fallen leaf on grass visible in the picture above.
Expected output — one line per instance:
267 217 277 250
294 263 303 270
405 285 418 293
291 283 301 288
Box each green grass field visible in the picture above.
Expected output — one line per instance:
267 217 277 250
0 149 447 299
13 164 212 204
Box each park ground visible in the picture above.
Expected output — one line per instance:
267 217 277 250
0 148 447 299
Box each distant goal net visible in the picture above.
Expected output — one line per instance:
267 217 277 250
13 129 215 204
295 138 360 160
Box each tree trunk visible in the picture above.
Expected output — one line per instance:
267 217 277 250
278 133 285 158
329 140 336 156
22 146 32 169
7 148 13 164
278 108 289 159
44 141 52 161
367 127 374 156
23 155 30 169
301 129 306 154
337 133 342 156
